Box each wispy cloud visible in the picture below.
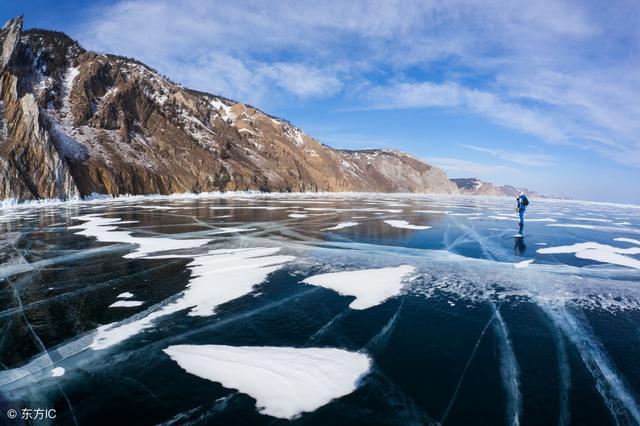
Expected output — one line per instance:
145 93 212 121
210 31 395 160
459 144 555 167
364 82 567 143
427 157 520 179
74 0 640 167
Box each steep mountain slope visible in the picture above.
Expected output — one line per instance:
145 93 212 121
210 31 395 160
0 17 458 201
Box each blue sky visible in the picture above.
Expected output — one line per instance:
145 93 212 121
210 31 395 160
3 0 640 203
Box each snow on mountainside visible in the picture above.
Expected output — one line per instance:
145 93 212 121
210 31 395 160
0 16 459 201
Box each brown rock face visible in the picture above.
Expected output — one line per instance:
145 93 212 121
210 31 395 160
0 17 459 201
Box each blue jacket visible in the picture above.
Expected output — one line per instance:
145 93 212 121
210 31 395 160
517 195 527 213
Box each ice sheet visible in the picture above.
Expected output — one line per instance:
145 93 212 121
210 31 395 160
302 265 415 309
163 345 371 419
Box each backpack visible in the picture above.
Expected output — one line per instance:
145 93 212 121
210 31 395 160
522 196 529 206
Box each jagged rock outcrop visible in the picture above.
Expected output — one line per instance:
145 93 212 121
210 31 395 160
0 17 79 200
0 17 458 201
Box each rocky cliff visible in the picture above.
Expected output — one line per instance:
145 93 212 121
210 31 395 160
0 17 458 201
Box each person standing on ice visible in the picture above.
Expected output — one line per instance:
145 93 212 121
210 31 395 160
516 193 529 234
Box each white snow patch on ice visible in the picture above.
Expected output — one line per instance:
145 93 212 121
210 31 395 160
131 205 174 210
384 220 430 230
305 207 402 213
51 367 65 377
514 259 535 269
538 242 640 269
209 227 257 235
70 215 211 258
488 215 513 221
414 210 450 214
547 224 595 229
323 222 359 231
614 238 640 246
163 345 370 419
117 292 134 299
91 247 294 350
572 217 612 223
109 300 144 308
302 265 415 309
210 206 286 211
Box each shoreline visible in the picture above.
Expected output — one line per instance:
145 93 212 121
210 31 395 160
1 191 637 212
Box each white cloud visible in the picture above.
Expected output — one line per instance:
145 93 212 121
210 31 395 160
257 63 342 98
160 55 341 105
428 157 519 178
460 144 555 167
73 0 640 167
364 82 567 143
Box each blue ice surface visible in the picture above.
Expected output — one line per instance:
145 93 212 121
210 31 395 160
0 193 639 425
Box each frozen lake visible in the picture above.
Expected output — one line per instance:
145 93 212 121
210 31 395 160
1 193 639 425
